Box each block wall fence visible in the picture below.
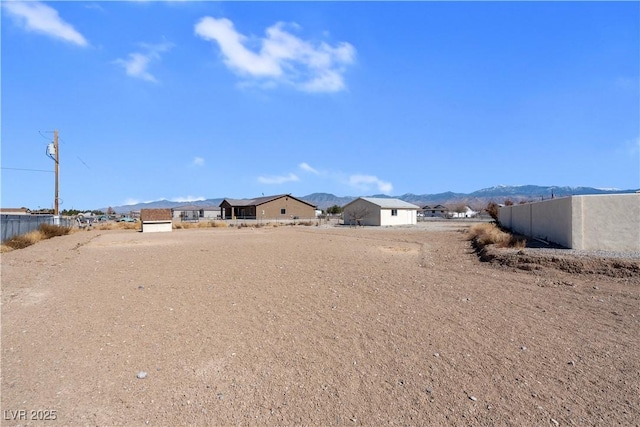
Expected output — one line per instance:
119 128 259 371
498 194 639 252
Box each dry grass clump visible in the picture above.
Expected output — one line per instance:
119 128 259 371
93 222 139 231
177 220 225 228
94 222 117 230
468 223 526 249
173 221 227 230
2 224 72 252
39 223 72 238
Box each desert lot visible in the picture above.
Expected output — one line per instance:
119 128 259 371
1 223 638 426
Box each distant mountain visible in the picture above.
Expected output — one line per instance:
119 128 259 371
106 198 224 214
105 185 638 213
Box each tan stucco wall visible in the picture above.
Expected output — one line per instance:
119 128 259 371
343 199 380 226
259 197 316 220
499 194 639 251
578 194 639 251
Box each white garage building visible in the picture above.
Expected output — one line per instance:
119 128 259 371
343 197 420 226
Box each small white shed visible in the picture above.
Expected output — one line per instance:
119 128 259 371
343 197 419 226
140 209 172 233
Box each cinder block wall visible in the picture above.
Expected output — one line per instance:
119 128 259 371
578 194 639 252
498 194 639 252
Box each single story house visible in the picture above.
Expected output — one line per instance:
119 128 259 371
172 205 221 221
450 206 479 218
0 208 31 215
421 204 448 217
342 197 420 226
219 194 316 220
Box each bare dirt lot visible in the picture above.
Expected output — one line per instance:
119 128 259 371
1 223 639 426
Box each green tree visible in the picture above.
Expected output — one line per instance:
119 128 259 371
327 205 343 215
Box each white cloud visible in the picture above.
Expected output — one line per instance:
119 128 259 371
123 198 140 206
258 173 299 185
3 1 88 46
171 196 205 203
114 42 173 83
195 17 355 93
299 162 320 174
349 174 393 194
192 157 205 167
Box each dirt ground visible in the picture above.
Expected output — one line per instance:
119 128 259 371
1 223 638 426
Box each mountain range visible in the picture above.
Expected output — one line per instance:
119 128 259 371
105 185 638 214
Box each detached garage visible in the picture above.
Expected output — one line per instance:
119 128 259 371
343 197 419 226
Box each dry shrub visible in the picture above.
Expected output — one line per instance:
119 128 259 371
94 223 117 230
4 230 43 250
173 222 203 229
93 222 142 231
468 223 526 249
1 244 15 253
39 223 71 238
3 223 72 251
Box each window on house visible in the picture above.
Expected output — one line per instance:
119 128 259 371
391 209 398 216
281 208 286 215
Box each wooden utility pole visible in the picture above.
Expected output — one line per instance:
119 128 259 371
54 129 59 216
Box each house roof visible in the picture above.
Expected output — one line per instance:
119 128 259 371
0 208 30 214
348 197 420 209
220 194 316 208
423 204 447 210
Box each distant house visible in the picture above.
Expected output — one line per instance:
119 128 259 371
219 194 316 220
0 208 30 215
342 197 419 226
450 206 479 218
421 204 448 218
172 205 221 221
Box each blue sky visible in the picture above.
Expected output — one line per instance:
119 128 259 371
2 1 638 210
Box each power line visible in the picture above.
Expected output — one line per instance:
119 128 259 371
77 156 91 169
38 130 54 141
1 167 54 173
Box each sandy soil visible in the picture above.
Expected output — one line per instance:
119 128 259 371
1 223 638 426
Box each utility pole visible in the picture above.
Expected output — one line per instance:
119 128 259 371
54 129 60 216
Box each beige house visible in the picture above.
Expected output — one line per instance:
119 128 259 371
343 197 419 226
219 194 316 220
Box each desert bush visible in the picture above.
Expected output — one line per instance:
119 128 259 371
121 222 139 230
4 224 73 251
4 230 43 250
468 223 526 249
39 223 72 238
486 202 499 222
